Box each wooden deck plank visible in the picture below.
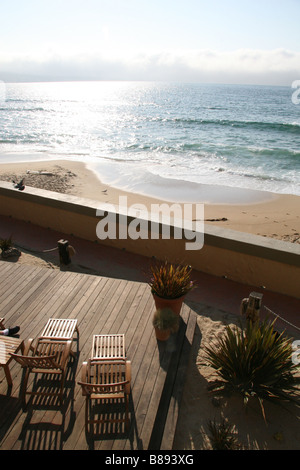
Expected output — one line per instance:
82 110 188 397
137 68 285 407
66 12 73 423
0 265 48 314
4 270 72 327
0 260 195 451
7 271 62 332
15 271 74 338
0 262 26 290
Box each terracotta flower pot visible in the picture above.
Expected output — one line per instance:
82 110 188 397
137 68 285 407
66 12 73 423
152 293 185 316
154 327 171 341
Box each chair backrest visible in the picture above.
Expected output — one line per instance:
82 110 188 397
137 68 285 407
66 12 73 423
78 380 129 396
79 360 130 397
10 353 59 370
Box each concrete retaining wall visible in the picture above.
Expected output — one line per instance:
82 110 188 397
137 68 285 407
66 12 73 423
0 181 299 299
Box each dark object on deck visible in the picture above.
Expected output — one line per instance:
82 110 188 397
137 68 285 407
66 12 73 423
58 239 71 265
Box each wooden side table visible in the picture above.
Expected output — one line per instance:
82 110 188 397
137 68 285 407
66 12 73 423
91 334 125 361
40 318 79 355
0 336 24 387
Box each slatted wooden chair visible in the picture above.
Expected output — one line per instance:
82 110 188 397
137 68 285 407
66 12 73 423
78 359 131 433
10 337 72 406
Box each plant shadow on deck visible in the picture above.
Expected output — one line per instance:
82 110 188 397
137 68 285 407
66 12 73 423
149 307 199 450
17 355 78 450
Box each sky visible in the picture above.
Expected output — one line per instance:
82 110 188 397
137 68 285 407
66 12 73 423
0 0 300 85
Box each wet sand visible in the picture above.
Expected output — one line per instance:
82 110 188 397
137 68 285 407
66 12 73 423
0 158 299 244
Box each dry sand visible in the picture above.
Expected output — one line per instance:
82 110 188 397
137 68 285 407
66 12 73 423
173 307 300 450
0 159 299 243
1 159 300 450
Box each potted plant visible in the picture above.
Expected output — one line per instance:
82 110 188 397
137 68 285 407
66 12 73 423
149 260 195 315
152 308 180 341
0 235 21 259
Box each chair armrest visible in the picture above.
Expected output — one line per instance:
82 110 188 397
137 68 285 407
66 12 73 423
78 362 88 395
125 360 131 394
23 338 35 356
81 361 88 382
60 340 72 367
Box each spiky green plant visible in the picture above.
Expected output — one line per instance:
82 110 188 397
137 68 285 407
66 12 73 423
207 418 240 450
0 235 13 252
152 308 180 332
205 319 300 419
149 260 195 299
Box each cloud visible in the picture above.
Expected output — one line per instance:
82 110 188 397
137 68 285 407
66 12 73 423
1 48 300 85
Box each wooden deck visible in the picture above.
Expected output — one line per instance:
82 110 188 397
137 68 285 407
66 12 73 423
0 260 196 450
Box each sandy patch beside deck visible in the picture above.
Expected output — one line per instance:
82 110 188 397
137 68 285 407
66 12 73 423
172 307 300 450
0 159 299 244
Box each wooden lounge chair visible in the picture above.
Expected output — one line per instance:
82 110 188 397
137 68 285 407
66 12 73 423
10 337 72 406
78 359 131 433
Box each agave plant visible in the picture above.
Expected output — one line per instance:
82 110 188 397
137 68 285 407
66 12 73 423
0 235 13 252
149 260 195 299
205 319 300 419
207 418 240 450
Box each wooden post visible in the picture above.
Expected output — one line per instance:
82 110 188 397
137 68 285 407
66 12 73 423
57 239 71 265
241 291 263 322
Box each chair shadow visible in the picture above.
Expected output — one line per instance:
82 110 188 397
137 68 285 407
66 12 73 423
17 354 78 450
85 392 142 450
0 394 23 444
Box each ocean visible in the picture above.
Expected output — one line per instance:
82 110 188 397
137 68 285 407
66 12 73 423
0 81 299 202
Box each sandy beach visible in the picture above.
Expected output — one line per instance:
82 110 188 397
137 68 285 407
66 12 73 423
0 158 299 244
